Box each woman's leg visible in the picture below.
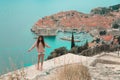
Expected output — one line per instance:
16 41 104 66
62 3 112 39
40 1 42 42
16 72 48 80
37 54 40 70
40 54 45 70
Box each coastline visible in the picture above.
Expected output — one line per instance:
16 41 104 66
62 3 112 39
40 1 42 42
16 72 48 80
31 4 120 36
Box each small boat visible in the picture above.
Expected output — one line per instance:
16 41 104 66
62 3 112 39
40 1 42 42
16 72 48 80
60 36 80 42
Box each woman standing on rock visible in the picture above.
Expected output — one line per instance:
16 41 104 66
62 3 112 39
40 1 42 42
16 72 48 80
28 35 50 70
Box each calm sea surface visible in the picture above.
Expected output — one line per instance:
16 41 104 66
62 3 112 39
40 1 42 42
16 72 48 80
0 0 120 74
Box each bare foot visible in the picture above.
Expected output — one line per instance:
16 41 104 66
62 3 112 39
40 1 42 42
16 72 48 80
37 66 40 70
35 64 39 70
40 66 43 71
38 66 42 71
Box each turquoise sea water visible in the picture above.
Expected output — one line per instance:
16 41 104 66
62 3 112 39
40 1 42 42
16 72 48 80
0 0 120 74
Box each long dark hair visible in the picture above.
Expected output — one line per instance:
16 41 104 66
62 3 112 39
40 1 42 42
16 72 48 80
37 35 45 48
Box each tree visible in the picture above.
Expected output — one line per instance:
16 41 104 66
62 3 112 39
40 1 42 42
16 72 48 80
84 40 88 49
96 38 100 43
117 36 120 56
99 30 106 35
112 23 119 29
47 47 68 60
71 32 75 48
118 36 120 45
112 18 120 29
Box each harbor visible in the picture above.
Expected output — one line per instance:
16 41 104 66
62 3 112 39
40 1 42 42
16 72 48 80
60 36 81 42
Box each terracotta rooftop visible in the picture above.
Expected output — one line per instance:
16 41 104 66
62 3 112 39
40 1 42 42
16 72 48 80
101 35 113 41
34 10 120 29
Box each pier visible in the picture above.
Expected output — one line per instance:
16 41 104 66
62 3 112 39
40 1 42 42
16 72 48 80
60 36 81 42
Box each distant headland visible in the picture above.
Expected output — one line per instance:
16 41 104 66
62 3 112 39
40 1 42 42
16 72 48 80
31 4 120 36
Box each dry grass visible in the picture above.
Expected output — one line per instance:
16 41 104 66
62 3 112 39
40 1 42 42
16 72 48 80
0 58 28 80
0 68 28 80
51 64 91 80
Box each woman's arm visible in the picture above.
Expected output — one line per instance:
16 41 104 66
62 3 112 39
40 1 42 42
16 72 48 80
45 43 50 48
28 41 37 52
